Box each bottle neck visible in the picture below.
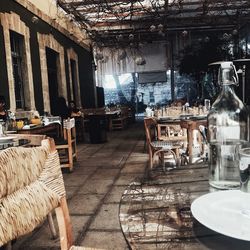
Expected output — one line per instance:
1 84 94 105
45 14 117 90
213 82 244 109
221 83 236 94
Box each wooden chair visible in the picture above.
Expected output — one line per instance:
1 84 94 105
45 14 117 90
157 123 188 165
0 138 85 250
110 107 128 130
55 118 77 172
157 123 187 142
144 117 182 169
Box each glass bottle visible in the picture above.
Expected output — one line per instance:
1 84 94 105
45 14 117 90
208 61 249 189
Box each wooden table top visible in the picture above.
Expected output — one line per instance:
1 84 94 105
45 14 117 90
0 137 29 150
17 122 59 133
16 123 61 139
119 164 250 249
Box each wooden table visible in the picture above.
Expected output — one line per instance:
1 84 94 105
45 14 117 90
0 137 30 150
157 116 207 163
180 118 207 163
119 163 250 250
17 123 61 138
85 110 120 131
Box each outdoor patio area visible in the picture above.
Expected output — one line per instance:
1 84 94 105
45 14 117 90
12 122 147 250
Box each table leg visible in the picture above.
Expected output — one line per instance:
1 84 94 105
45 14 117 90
187 126 193 164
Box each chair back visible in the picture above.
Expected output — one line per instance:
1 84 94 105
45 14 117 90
63 118 76 142
144 117 157 145
157 123 187 145
0 139 72 249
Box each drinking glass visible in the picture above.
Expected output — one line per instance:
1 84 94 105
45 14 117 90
239 147 250 216
204 99 211 112
16 120 24 129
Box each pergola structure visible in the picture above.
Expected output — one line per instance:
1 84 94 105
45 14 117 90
57 0 250 46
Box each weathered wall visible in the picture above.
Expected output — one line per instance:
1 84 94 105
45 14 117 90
0 0 96 114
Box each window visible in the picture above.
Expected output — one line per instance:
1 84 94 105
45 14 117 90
10 31 25 109
149 91 155 103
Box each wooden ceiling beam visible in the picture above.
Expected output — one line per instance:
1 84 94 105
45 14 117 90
90 14 249 28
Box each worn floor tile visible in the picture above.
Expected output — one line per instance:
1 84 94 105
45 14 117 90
114 173 144 186
80 231 129 250
68 194 104 215
89 204 121 230
104 186 127 203
77 179 114 195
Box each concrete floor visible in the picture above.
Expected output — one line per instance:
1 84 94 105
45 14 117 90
12 121 148 250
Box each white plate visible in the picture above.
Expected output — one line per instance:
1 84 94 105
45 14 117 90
191 190 250 241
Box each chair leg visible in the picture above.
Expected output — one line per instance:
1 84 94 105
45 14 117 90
55 198 73 250
159 151 165 167
5 242 12 250
47 212 57 239
149 149 153 169
68 147 73 172
74 141 77 160
174 148 181 167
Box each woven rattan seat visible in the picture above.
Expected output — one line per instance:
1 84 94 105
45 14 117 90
0 138 84 249
151 140 181 149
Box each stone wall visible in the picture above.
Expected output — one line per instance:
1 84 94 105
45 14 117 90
0 0 96 115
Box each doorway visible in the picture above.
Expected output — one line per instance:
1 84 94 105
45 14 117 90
46 47 59 115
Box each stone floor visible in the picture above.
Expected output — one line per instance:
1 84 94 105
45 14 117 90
12 121 148 250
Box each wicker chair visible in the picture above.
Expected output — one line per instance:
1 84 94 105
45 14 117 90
0 138 83 250
144 117 183 169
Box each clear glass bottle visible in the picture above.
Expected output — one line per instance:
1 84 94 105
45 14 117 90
208 61 249 189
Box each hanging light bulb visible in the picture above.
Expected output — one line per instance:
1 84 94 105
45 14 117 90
204 36 210 42
150 25 156 32
182 30 188 37
128 34 134 41
232 29 238 36
158 24 164 31
31 16 39 24
116 34 123 41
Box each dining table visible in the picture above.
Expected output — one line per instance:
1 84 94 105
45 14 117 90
0 136 30 150
16 122 61 138
119 163 250 250
84 109 121 131
157 114 207 164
